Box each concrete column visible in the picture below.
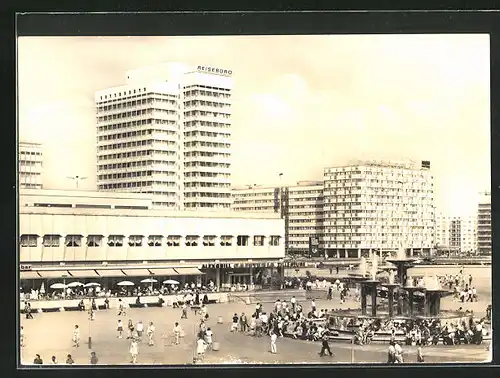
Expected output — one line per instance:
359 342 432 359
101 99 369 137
336 250 340 259
360 285 367 316
249 266 254 285
371 285 377 317
410 248 414 256
368 249 372 258
215 267 221 289
357 248 361 258
388 288 394 317
396 289 403 316
408 290 414 316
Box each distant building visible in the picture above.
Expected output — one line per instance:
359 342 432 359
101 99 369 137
95 62 233 211
435 214 478 254
322 160 435 258
477 191 491 254
231 181 324 256
18 141 43 189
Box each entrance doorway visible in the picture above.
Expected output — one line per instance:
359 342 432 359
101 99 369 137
230 273 250 285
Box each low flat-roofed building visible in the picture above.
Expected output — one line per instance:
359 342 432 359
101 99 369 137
19 189 285 289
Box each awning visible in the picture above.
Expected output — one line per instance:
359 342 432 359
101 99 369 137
148 268 178 276
20 271 41 280
37 271 71 279
122 269 152 277
68 270 99 278
95 269 125 278
174 267 204 275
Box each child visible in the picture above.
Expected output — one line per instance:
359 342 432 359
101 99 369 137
173 322 182 345
117 319 124 339
205 327 213 350
196 336 206 361
129 338 138 364
136 320 144 340
90 351 98 365
72 325 80 347
127 319 134 339
147 322 155 346
118 299 126 316
181 303 188 319
65 354 74 365
231 313 239 332
51 356 57 364
33 354 43 364
270 331 278 354
417 346 424 363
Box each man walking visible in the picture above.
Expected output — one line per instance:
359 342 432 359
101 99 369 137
240 312 248 333
319 334 333 357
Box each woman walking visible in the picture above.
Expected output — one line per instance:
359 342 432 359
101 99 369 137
129 338 139 364
72 325 80 348
147 322 155 346
270 331 278 354
117 319 124 339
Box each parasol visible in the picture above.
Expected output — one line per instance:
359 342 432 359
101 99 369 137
117 281 135 286
50 283 66 289
163 279 179 285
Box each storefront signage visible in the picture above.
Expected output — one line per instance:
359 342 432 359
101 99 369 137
20 264 32 271
197 65 233 77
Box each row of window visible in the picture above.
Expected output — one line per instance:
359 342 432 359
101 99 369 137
185 182 229 188
184 121 231 129
20 234 281 248
184 141 230 149
184 172 230 178
184 192 231 198
184 162 230 169
184 203 231 208
183 90 231 98
98 181 177 190
97 119 177 134
184 111 231 119
184 131 230 138
98 161 177 171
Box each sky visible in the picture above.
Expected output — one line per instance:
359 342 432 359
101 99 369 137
18 35 490 216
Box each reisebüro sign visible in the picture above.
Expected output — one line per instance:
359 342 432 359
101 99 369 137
197 65 233 77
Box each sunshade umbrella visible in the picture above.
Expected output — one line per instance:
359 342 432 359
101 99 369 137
84 282 101 288
50 283 66 289
117 281 135 286
140 278 158 283
67 282 84 288
163 279 179 285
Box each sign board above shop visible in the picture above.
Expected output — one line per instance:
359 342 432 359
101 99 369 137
197 65 233 77
20 264 32 271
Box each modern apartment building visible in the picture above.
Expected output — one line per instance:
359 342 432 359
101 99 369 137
322 160 435 258
477 191 491 254
18 141 43 189
435 214 478 253
232 181 324 255
95 63 233 211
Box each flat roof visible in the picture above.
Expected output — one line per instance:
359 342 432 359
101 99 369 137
20 188 153 201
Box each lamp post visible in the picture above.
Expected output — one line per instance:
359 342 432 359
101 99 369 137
67 175 88 189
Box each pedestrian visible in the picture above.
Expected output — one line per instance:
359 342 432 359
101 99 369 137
319 334 333 357
387 341 396 364
290 296 296 311
147 322 155 346
173 322 182 345
196 336 206 361
90 351 99 365
33 354 43 364
89 308 95 321
118 299 126 316
136 320 144 340
311 299 316 312
51 356 57 364
469 274 473 286
129 338 138 364
181 302 188 319
270 330 278 354
240 312 248 333
20 326 25 347
104 297 110 309
66 354 74 365
231 313 239 332
205 327 213 350
127 319 134 339
394 342 404 363
417 346 424 363
117 319 124 338
72 325 80 347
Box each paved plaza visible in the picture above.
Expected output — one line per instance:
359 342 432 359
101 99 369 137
20 296 490 366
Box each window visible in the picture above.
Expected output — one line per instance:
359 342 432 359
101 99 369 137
166 235 181 247
20 234 38 247
253 235 265 247
43 235 60 247
108 235 124 247
148 235 163 247
220 235 233 247
65 235 82 247
203 235 216 246
87 235 103 247
128 235 143 247
236 235 249 247
186 235 199 247
270 236 281 246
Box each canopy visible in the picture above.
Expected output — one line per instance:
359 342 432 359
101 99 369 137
174 267 204 276
20 271 41 280
122 269 151 277
117 281 135 286
68 270 99 278
140 278 158 283
50 283 66 289
38 271 71 279
95 269 125 278
148 268 178 276
67 282 84 288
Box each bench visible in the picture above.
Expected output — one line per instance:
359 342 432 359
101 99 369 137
63 306 83 312
41 308 60 313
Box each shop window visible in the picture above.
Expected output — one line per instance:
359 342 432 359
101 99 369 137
186 235 199 247
128 235 143 247
87 235 103 247
166 235 181 247
42 234 60 247
108 235 124 247
253 235 265 247
270 236 281 246
148 235 163 247
236 235 249 247
220 235 233 247
65 235 82 247
203 235 216 247
20 234 38 247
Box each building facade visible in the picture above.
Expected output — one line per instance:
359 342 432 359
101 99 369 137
435 214 478 254
19 189 285 289
477 191 491 254
19 141 43 189
95 63 233 211
231 182 324 256
322 160 435 258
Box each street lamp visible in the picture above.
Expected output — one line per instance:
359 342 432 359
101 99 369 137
67 175 88 189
